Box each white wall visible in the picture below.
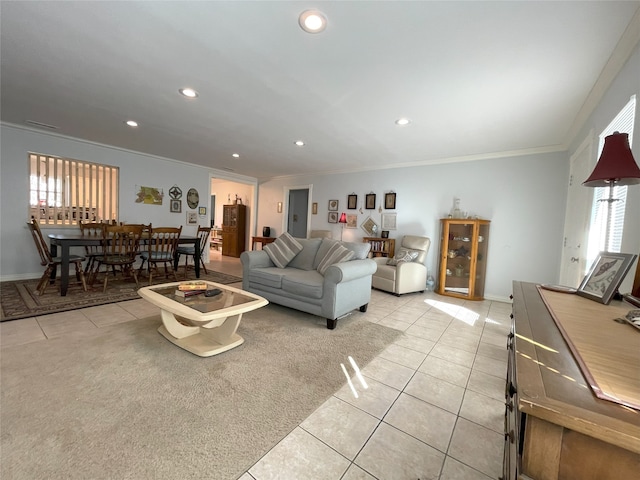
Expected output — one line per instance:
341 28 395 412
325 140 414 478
256 151 569 302
0 124 255 280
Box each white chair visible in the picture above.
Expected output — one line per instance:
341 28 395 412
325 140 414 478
371 235 431 295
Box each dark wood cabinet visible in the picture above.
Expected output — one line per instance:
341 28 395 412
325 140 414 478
221 204 246 257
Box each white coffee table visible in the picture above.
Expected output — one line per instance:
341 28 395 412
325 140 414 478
138 281 268 357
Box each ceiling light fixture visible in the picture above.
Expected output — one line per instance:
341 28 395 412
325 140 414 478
395 118 410 126
125 120 139 127
179 88 198 98
294 140 305 146
232 153 240 158
299 10 327 34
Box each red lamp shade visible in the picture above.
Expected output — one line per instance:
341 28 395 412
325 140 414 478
583 132 640 187
338 212 347 224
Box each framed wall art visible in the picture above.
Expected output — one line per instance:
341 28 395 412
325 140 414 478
347 194 357 210
170 199 182 213
312 202 318 215
328 212 338 223
577 252 637 304
381 213 397 230
385 192 396 209
186 211 198 225
346 214 358 228
360 216 379 236
365 193 376 209
328 199 339 211
198 207 206 216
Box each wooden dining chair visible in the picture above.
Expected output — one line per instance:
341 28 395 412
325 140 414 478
139 226 182 284
91 224 144 292
176 226 211 279
79 221 106 275
26 217 87 295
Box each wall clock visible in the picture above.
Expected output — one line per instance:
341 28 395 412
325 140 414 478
186 188 199 209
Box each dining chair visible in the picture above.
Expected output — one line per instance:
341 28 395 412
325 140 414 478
26 217 87 295
91 224 144 292
176 226 211 279
79 221 106 275
139 226 182 284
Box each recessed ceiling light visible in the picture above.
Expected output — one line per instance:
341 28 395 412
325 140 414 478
395 118 410 126
179 88 198 98
294 140 305 146
299 10 327 33
125 120 139 127
232 153 240 158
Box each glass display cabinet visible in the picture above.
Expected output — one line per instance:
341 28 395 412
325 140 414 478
437 218 490 300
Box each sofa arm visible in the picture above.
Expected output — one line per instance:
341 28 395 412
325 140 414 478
240 250 275 269
324 259 377 284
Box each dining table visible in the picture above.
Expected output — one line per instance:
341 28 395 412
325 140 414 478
48 234 202 296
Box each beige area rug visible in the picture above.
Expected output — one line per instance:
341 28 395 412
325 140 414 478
1 304 400 480
0 270 242 322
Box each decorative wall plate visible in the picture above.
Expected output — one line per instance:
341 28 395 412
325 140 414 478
186 188 199 209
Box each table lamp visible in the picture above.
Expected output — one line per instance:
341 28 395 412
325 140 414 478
338 212 347 240
583 131 640 250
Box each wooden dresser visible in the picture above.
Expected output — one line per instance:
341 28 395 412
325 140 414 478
505 281 640 479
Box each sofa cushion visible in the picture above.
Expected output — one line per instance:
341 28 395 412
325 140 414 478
313 238 338 269
317 242 354 275
387 248 420 266
281 269 324 299
263 232 303 268
287 238 322 271
248 268 285 289
342 241 371 260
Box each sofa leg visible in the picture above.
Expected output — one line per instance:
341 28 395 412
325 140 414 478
326 318 337 329
359 304 368 313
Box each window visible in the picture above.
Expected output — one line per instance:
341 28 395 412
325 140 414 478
586 95 636 266
29 153 119 225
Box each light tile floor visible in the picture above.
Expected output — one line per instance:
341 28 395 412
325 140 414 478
1 251 511 480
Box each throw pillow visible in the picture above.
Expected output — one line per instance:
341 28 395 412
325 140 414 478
317 242 354 275
386 248 420 266
263 232 303 268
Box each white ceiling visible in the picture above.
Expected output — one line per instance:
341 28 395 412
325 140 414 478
1 1 639 180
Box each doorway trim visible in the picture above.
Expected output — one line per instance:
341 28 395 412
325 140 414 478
283 184 313 237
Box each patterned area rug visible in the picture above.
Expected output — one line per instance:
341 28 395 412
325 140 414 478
0 271 242 321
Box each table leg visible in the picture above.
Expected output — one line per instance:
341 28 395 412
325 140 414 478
157 309 244 357
194 240 200 278
59 244 71 296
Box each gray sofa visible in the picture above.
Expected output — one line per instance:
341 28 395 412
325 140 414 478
240 237 377 329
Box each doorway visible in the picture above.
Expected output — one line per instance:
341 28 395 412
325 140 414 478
284 185 312 238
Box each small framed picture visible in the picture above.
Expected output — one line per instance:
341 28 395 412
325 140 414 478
170 199 182 213
346 214 358 228
365 193 376 209
328 212 338 223
186 211 198 225
381 213 397 230
347 194 357 210
577 252 637 304
381 230 389 238
312 202 318 215
198 206 206 216
277 202 283 213
385 192 396 209
328 199 339 211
